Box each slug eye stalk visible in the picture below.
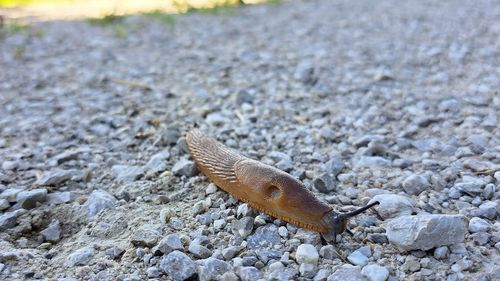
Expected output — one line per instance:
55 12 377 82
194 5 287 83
321 201 380 243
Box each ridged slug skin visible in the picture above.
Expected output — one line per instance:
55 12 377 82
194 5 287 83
185 128 334 234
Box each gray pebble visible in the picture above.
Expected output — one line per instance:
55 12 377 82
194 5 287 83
347 249 369 266
145 151 170 172
314 268 331 281
368 194 413 219
157 233 184 255
46 191 73 205
231 216 254 238
327 266 368 281
236 266 263 281
222 246 242 260
219 272 239 281
386 214 467 251
0 187 25 203
146 267 161 278
159 251 196 281
35 169 72 186
131 227 161 247
470 201 498 219
300 263 317 278
468 217 491 233
471 232 491 245
433 246 449 259
196 257 231 280
361 264 389 281
294 60 316 84
172 158 197 177
188 242 212 259
296 244 319 265
319 245 338 260
246 224 281 249
276 159 294 172
111 165 144 182
402 174 430 196
162 127 181 146
235 89 254 105
0 211 19 230
2 161 17 171
86 190 116 217
353 156 390 168
105 246 125 259
206 112 229 126
16 188 48 209
324 157 345 176
41 219 62 242
65 247 95 267
314 173 335 193
51 150 79 165
0 198 9 211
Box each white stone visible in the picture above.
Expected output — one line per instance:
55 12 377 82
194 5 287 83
361 264 389 281
386 214 467 251
347 250 369 266
295 244 319 265
369 194 413 219
468 217 491 233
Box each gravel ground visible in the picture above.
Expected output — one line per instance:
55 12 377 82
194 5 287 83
1 0 499 280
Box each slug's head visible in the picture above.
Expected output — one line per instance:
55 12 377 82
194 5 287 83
321 201 380 243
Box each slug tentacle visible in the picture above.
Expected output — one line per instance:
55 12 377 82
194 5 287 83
185 128 379 243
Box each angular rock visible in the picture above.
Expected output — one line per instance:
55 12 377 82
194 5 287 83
65 247 95 267
172 159 197 177
196 257 231 280
231 217 254 238
156 233 183 254
300 263 317 278
131 227 161 247
222 246 242 260
294 60 315 84
324 156 345 176
354 156 390 168
206 112 229 126
347 249 369 266
16 188 48 209
51 150 79 165
188 243 212 259
237 266 263 281
433 246 449 259
368 194 413 219
0 187 25 202
145 151 170 172
327 266 368 281
0 211 18 230
402 174 430 196
86 190 116 217
470 201 498 219
46 192 73 205
468 217 491 233
0 198 9 211
314 173 335 193
41 219 62 242
246 224 281 249
385 214 468 251
111 165 144 182
159 251 196 281
361 264 389 281
296 244 319 265
35 169 72 186
146 267 161 278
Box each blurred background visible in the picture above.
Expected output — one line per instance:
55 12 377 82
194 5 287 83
0 0 271 21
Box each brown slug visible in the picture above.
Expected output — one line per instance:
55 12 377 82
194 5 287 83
185 128 379 243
